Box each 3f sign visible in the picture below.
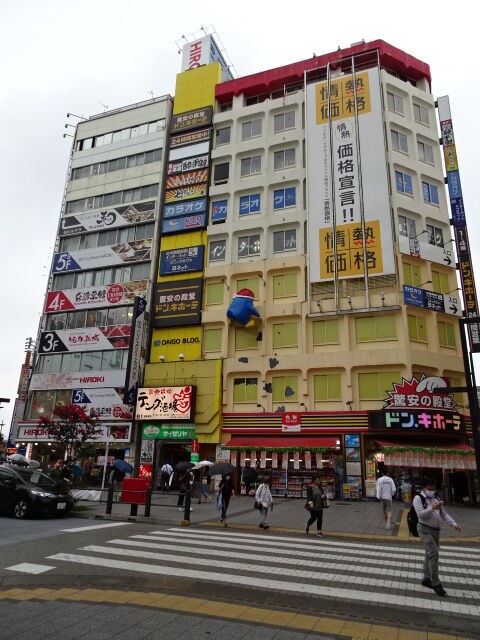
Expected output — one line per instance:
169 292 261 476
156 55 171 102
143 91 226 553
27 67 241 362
42 333 60 352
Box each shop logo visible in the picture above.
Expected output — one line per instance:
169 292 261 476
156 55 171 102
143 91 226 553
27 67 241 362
384 376 456 412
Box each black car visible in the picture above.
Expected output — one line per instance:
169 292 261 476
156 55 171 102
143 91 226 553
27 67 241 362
0 463 74 519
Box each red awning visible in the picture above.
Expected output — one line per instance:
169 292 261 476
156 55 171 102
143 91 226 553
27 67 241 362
374 439 473 451
224 436 339 449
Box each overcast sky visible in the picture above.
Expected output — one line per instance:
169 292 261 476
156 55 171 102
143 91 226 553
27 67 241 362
1 0 478 436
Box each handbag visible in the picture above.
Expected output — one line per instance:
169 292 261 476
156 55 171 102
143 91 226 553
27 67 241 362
254 501 262 510
304 501 312 511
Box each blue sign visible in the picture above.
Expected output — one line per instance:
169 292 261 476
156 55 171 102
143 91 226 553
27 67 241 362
239 193 260 215
274 187 296 210
447 170 462 199
403 285 425 308
162 213 207 234
52 252 81 272
345 434 360 448
159 245 205 275
211 199 228 223
450 197 466 227
424 291 444 312
163 197 207 219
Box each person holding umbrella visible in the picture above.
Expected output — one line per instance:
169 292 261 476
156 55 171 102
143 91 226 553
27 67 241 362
110 458 133 502
218 473 235 524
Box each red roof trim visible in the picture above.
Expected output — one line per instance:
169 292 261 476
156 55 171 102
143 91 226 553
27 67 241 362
216 39 431 102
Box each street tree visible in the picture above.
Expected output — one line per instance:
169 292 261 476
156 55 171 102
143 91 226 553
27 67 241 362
38 404 101 461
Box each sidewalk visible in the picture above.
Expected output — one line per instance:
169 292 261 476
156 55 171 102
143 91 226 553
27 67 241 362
72 492 480 542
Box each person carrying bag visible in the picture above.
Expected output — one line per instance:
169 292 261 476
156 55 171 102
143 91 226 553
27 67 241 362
255 478 273 529
305 477 326 537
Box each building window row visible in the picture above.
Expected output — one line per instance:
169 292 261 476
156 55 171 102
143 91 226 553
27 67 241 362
211 187 297 223
65 184 159 214
390 129 435 165
395 171 439 205
27 388 125 421
75 120 166 152
398 214 444 247
46 305 133 331
37 349 129 375
52 262 150 290
214 111 296 148
387 90 430 126
60 223 155 252
209 229 298 262
213 147 298 185
71 148 162 180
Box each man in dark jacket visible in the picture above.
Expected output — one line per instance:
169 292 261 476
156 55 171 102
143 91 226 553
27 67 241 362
305 477 326 537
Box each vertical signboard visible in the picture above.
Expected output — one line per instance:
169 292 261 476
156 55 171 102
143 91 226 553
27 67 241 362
124 297 147 405
306 67 394 284
437 96 480 352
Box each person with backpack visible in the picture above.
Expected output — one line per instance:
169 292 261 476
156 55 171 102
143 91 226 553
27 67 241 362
376 469 396 529
413 476 462 597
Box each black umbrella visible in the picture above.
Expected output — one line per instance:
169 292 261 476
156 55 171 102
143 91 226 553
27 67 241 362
209 462 236 476
175 461 195 472
242 467 258 481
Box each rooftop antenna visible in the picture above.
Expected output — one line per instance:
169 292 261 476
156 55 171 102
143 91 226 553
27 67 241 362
99 102 109 112
148 90 154 101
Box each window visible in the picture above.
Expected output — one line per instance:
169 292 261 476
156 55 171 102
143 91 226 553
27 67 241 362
209 239 226 262
211 200 228 223
274 148 296 170
213 162 230 184
235 327 258 350
242 119 262 140
422 181 439 205
238 234 260 257
387 91 404 114
426 224 444 247
204 328 222 352
312 319 339 345
418 141 434 164
65 184 159 214
355 316 397 341
233 377 258 403
272 322 297 348
438 321 456 347
205 282 224 305
220 103 232 112
239 194 261 216
408 315 427 342
28 390 56 419
272 376 298 402
398 215 417 238
237 278 259 299
60 236 81 252
273 229 297 253
75 121 164 152
240 155 262 177
395 171 413 195
413 103 429 125
274 111 295 133
391 130 408 153
273 273 297 298
314 374 341 401
403 262 421 287
216 127 231 146
432 270 450 294
358 371 401 400
273 187 296 209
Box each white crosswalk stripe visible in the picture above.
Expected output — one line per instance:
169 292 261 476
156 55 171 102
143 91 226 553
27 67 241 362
47 526 480 618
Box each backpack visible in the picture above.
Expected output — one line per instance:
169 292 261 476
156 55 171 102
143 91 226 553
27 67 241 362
407 493 427 537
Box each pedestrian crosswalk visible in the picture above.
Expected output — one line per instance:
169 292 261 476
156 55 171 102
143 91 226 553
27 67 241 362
47 527 480 618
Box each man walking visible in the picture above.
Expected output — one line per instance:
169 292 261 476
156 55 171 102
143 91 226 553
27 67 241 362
376 469 396 529
414 476 462 597
255 478 273 529
159 462 173 493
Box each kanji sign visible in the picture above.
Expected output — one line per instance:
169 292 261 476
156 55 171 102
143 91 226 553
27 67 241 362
369 410 464 433
135 386 195 421
152 279 202 327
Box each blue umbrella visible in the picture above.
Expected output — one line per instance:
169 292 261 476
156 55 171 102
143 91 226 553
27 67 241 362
114 459 133 474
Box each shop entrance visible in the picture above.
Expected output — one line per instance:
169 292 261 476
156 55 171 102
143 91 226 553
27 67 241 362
154 441 192 490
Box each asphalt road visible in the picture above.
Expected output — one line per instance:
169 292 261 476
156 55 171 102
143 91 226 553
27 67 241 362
0 514 478 640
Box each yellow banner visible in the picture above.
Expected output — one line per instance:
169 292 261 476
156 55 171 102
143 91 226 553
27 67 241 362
443 144 458 172
316 72 371 124
164 183 207 203
319 219 384 279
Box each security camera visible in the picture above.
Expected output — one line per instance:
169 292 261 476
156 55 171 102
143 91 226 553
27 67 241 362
178 353 185 360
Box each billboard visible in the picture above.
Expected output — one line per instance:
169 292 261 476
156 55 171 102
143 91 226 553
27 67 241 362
59 201 156 236
170 106 213 133
162 214 207 234
123 297 147 405
163 197 207 220
306 68 394 283
168 141 210 162
403 285 461 316
71 388 133 420
164 183 208 204
181 34 233 81
166 170 208 189
53 240 152 272
369 410 463 432
16 422 132 442
29 370 126 391
170 130 211 149
45 280 148 313
38 325 131 353
135 386 195 421
159 245 204 275
167 154 209 175
153 278 203 327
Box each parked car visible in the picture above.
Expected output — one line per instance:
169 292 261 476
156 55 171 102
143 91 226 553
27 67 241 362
0 463 74 519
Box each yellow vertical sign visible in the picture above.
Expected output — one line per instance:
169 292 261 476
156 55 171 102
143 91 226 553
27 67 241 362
316 72 371 125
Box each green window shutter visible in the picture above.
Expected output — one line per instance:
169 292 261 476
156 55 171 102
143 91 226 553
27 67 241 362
432 272 440 292
356 317 375 341
284 322 297 346
328 374 341 399
237 278 259 298
233 379 245 402
325 319 339 343
407 315 417 340
313 321 326 345
206 282 224 305
446 323 456 347
233 377 258 402
417 317 427 341
284 273 297 296
272 376 298 401
376 316 396 339
438 322 447 346
235 328 258 350
358 373 378 399
273 275 285 298
314 374 341 400
204 328 222 352
245 377 258 402
314 375 326 400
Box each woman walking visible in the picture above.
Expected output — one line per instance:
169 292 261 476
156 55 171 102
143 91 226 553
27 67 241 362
306 477 326 537
218 473 235 524
255 478 273 529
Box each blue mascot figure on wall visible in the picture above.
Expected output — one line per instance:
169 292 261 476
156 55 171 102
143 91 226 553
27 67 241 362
226 288 260 328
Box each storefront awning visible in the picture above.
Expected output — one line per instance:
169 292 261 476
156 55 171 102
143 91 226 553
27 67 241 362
224 436 339 449
374 439 474 451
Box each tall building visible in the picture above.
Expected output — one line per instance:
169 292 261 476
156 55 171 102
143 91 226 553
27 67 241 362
13 36 477 500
